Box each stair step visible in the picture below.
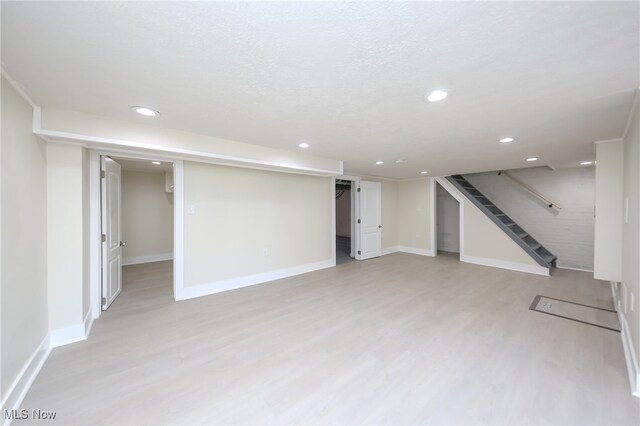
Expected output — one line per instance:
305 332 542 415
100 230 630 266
494 213 506 217
529 243 542 251
462 186 475 190
505 222 516 227
482 204 496 207
515 232 529 239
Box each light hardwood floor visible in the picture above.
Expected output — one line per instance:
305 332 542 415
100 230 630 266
18 253 640 425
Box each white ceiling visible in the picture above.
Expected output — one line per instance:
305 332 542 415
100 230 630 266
112 157 173 174
2 1 638 178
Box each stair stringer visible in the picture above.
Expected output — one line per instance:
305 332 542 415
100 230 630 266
435 177 550 276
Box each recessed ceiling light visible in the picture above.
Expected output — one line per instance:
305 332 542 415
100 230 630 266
151 161 161 165
131 106 160 117
375 161 384 165
426 90 448 102
580 161 593 165
420 171 428 175
298 142 309 148
395 159 406 164
499 137 515 143
526 157 538 162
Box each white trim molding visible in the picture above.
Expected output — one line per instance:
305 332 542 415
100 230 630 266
123 253 173 266
50 325 84 348
177 259 334 301
0 335 51 426
381 246 399 256
397 246 436 257
33 107 342 177
461 255 550 276
611 281 640 397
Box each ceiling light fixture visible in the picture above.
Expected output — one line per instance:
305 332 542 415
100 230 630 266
426 90 448 102
580 161 593 165
151 161 161 165
395 159 406 164
375 161 384 165
131 106 160 117
526 157 538 162
420 171 428 175
298 142 309 148
499 137 515 143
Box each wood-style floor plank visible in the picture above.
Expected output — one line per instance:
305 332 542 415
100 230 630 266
17 253 640 425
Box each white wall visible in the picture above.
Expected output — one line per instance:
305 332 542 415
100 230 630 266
594 140 624 281
183 162 333 288
335 188 351 237
1 76 48 404
397 178 432 252
47 143 87 335
121 170 174 264
465 167 595 271
620 93 640 374
436 183 460 253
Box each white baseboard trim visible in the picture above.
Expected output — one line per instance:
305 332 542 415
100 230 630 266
83 309 94 340
0 334 51 426
611 282 640 397
50 323 85 349
461 255 550 276
556 265 594 273
177 259 334 301
123 252 173 266
397 246 435 257
381 246 399 255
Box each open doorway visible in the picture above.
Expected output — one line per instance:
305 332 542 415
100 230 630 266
335 179 354 265
100 155 175 311
436 182 460 259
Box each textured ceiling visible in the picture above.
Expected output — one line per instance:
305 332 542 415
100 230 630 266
2 1 639 178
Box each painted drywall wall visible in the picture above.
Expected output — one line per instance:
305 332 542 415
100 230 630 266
594 140 624 281
39 108 342 175
397 178 431 251
438 177 541 269
183 162 332 287
121 170 174 264
335 188 351 237
1 76 48 400
621 94 639 366
437 183 460 253
47 143 86 331
465 167 595 270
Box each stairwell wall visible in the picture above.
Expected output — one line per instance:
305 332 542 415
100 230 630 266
465 167 595 271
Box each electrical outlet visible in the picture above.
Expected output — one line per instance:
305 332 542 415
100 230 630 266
187 204 196 214
631 292 635 312
261 247 270 257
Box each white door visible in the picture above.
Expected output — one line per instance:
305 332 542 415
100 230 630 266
101 157 123 310
356 181 382 260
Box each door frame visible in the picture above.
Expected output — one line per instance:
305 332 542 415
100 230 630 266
89 149 184 320
332 175 361 263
